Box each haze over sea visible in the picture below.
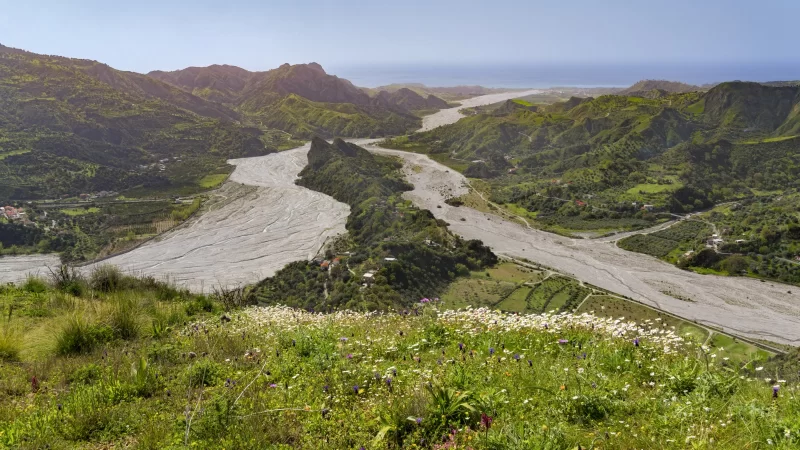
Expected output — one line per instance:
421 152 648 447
332 62 800 88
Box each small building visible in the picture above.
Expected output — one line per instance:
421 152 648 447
575 200 586 207
384 257 397 262
642 204 654 211
362 271 375 284
507 168 517 174
320 260 330 270
735 239 746 244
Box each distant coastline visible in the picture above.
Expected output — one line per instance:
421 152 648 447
331 62 800 89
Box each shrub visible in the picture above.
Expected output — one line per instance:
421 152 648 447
68 363 103 385
21 276 48 294
185 359 221 387
49 265 86 295
212 285 249 311
90 265 124 293
55 315 114 355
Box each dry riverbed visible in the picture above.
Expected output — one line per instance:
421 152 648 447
361 142 800 345
4 92 800 346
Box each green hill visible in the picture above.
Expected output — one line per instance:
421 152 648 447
618 79 701 96
248 137 496 310
0 45 280 201
150 63 450 138
385 82 800 235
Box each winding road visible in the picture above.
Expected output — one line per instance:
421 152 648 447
2 90 800 345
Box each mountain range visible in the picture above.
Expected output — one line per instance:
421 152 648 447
0 44 452 201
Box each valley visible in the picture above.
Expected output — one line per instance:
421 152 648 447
3 91 800 345
361 141 800 345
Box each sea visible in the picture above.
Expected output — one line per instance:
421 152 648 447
329 62 800 89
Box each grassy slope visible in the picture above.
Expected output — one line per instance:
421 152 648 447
0 270 796 449
0 49 282 202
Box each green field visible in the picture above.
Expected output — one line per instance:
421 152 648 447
197 173 229 188
626 181 683 195
59 207 100 216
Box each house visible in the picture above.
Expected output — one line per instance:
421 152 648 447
735 239 746 244
332 257 341 266
384 257 397 262
320 260 330 270
642 204 654 211
575 200 586 207
79 193 89 200
362 271 375 284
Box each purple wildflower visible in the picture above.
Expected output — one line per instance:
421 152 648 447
489 347 495 356
269 383 277 388
353 385 359 394
339 337 348 342
416 417 423 425
386 377 392 387
323 385 329 393
321 408 330 418
773 385 780 399
347 353 353 359
633 338 640 347
458 342 464 351
420 297 430 303
558 339 569 345
480 413 493 430
513 354 521 361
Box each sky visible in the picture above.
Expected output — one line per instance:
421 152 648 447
0 0 798 81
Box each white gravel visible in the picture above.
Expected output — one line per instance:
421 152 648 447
419 90 542 131
88 144 349 292
0 254 61 285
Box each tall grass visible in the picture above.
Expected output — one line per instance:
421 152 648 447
54 315 113 356
0 325 22 361
90 265 124 293
107 295 142 340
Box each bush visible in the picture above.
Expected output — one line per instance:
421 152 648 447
68 363 103 385
90 265 124 293
55 315 114 355
21 276 48 294
185 359 221 388
49 265 86 295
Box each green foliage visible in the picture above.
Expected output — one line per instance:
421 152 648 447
21 275 48 294
55 315 114 355
0 325 22 361
250 138 497 310
90 265 123 293
0 47 281 203
185 359 221 387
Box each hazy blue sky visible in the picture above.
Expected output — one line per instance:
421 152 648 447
0 0 797 73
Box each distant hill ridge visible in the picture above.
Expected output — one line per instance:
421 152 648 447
149 62 451 138
619 79 702 96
